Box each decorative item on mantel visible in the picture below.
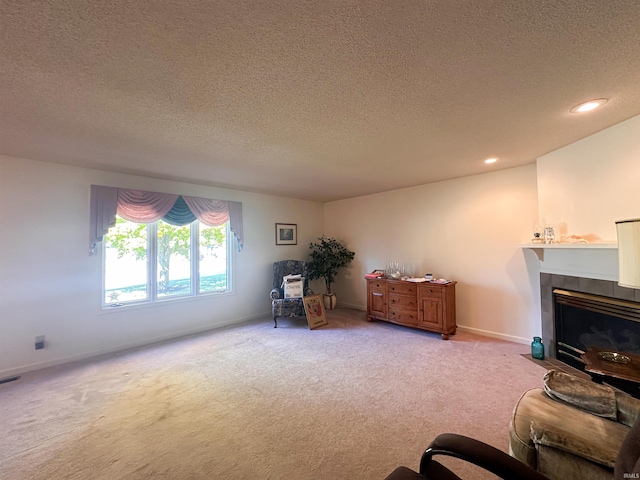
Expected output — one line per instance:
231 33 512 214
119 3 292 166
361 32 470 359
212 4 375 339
532 224 543 244
543 225 556 244
559 235 589 244
616 218 640 289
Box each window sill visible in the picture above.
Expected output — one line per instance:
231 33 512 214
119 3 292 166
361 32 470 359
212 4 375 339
99 290 234 315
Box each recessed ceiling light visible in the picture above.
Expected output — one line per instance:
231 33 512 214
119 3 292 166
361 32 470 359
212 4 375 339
570 98 608 113
484 158 498 164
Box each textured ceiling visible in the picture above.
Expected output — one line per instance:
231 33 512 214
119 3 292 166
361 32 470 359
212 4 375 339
2 1 640 202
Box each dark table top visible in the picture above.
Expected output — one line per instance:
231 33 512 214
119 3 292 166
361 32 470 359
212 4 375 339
582 347 640 384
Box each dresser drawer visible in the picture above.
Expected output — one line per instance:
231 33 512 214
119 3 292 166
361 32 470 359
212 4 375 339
368 279 387 292
389 306 418 324
418 284 443 298
389 293 417 309
387 282 417 296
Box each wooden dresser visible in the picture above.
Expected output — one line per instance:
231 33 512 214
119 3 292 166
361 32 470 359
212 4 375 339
366 278 457 339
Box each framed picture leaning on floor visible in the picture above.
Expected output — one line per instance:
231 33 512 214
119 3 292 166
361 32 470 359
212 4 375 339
303 294 328 329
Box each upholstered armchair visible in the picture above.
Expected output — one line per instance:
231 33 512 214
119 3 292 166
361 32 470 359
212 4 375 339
508 369 640 479
385 369 640 480
270 260 313 328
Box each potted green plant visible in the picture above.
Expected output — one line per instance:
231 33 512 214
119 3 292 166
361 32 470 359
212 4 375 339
307 236 355 310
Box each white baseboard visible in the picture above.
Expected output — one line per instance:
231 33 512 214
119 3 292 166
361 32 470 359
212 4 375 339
456 325 530 345
0 312 270 379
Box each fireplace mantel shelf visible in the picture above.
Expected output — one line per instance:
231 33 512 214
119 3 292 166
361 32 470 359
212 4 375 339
521 243 617 261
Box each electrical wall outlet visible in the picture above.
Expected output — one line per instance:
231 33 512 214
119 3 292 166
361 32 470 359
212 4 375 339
35 335 44 350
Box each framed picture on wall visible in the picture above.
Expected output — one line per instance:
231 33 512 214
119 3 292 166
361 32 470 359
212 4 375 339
275 223 297 245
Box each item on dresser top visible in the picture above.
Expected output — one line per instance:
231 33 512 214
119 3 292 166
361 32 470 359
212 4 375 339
387 262 402 279
364 269 386 279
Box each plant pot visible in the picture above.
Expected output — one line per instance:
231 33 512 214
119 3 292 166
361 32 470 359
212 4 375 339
323 293 337 310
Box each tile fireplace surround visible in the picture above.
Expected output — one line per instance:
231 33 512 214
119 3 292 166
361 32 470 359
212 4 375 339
540 273 640 358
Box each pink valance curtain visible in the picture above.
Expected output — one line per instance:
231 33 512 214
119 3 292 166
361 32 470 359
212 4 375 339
182 196 229 225
89 185 244 254
116 189 180 223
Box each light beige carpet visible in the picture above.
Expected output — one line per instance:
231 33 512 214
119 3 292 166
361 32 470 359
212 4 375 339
0 308 546 479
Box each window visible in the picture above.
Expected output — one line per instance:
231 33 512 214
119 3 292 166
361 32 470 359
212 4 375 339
103 216 230 306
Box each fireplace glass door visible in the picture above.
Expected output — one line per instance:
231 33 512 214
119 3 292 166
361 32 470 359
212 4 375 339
554 289 640 370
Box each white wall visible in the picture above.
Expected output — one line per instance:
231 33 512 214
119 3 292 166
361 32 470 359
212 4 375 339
322 115 640 344
537 115 640 242
0 155 324 376
532 115 640 282
324 165 540 343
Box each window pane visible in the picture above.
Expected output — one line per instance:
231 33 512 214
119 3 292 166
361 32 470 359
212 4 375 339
103 216 232 306
104 217 148 304
157 220 191 298
199 223 228 293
